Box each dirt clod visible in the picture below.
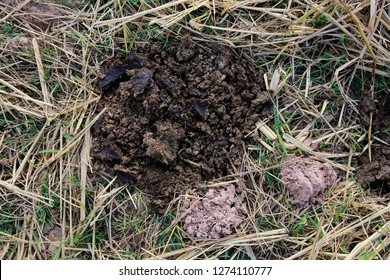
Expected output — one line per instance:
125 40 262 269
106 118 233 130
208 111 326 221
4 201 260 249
43 226 62 257
281 158 337 208
356 91 390 195
180 185 247 239
3 0 78 31
143 122 183 165
359 96 376 128
92 38 270 210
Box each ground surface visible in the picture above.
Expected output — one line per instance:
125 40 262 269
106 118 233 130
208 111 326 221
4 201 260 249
1 0 390 261
92 38 270 210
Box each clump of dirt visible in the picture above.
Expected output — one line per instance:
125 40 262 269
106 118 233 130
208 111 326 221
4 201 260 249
280 158 337 208
44 226 62 257
356 91 390 195
92 37 270 210
2 0 77 31
180 185 247 239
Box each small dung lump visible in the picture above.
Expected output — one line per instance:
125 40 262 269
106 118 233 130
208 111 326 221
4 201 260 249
281 158 337 207
180 185 247 239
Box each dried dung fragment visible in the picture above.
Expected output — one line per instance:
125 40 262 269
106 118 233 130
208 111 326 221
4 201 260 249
192 99 209 119
99 65 132 89
280 158 337 208
180 185 247 239
91 142 121 161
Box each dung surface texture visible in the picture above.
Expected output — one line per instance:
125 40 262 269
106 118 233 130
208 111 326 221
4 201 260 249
280 158 337 208
180 185 247 239
356 92 390 195
92 37 270 210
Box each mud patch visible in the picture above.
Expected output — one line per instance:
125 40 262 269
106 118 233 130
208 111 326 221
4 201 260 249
356 91 390 195
92 37 270 210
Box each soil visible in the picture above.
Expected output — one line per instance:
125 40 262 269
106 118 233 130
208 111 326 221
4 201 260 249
280 158 337 208
91 37 271 210
180 184 247 239
2 0 78 31
356 91 390 195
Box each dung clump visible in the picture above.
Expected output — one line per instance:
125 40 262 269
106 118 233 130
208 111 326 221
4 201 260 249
180 185 247 239
280 158 337 208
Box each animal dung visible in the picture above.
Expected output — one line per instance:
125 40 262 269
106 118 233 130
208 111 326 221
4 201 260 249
180 185 247 239
280 158 337 208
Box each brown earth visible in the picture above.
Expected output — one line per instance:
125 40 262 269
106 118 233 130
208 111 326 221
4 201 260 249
91 37 271 210
2 0 79 31
356 90 390 195
0 0 71 31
